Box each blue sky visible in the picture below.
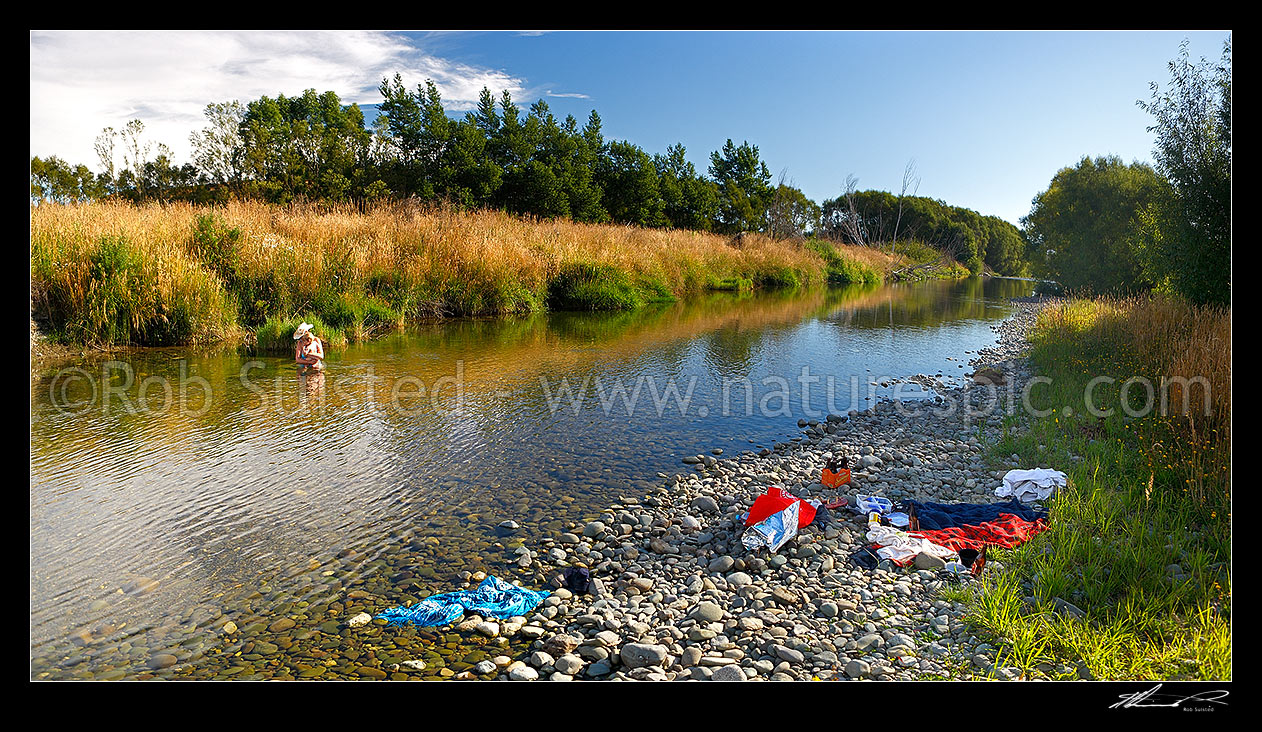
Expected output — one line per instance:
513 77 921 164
30 30 1230 225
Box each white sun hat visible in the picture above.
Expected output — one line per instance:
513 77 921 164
292 322 314 340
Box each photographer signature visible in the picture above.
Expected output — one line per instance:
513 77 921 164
1111 684 1228 709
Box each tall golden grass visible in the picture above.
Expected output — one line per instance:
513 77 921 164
31 200 906 347
1034 294 1230 504
975 294 1232 680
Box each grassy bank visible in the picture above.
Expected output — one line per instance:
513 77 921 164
30 201 913 350
967 296 1231 679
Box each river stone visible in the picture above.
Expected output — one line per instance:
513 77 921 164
1052 597 1086 619
856 634 884 651
773 645 805 664
508 665 539 681
583 521 606 538
620 643 669 668
268 617 295 633
474 660 497 675
530 651 555 668
708 556 735 573
710 664 746 681
691 496 720 514
681 647 703 666
914 553 947 570
553 654 584 675
544 634 581 656
770 587 800 606
845 659 871 678
649 538 676 555
148 654 177 670
690 601 724 623
726 572 753 587
973 367 1007 385
348 612 373 627
475 621 500 637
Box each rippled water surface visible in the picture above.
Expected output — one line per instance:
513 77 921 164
30 277 1033 679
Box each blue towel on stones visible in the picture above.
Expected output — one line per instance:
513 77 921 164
902 500 1048 531
376 575 550 627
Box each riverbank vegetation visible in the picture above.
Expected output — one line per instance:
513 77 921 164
30 59 1035 350
1023 40 1230 305
30 74 1034 279
963 39 1232 681
972 296 1230 679
31 200 923 349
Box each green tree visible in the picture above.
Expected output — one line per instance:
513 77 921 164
1136 38 1231 305
597 140 665 227
31 156 97 204
94 127 117 196
708 139 773 234
655 144 718 231
190 101 245 188
119 119 155 199
1022 155 1166 294
240 89 371 202
766 181 820 239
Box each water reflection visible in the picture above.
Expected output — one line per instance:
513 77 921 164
30 277 1031 677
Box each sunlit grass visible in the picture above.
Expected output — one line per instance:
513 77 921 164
968 295 1231 680
31 200 912 347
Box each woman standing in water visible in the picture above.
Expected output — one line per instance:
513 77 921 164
293 322 325 372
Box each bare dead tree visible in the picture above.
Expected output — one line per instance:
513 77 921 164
891 158 920 254
840 174 867 247
768 167 792 240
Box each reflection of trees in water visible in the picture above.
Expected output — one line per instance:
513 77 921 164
821 277 1031 332
32 277 1040 664
31 278 1034 462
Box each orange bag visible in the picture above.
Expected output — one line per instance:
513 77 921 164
821 456 851 488
822 468 851 488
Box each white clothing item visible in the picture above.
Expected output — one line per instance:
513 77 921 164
997 468 1067 502
867 525 956 563
875 537 957 565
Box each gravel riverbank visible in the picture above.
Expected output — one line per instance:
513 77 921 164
441 300 1067 681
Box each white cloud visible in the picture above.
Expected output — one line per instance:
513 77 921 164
29 31 527 171
547 90 592 99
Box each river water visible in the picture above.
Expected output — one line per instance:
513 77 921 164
29 276 1033 679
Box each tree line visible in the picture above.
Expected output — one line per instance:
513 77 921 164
819 188 1027 275
1022 39 1231 306
31 75 1037 276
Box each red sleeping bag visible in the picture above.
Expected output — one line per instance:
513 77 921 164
745 487 817 528
912 513 1049 552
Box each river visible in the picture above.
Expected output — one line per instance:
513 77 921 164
29 276 1033 679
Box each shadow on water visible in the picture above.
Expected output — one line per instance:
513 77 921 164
29 276 1031 679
